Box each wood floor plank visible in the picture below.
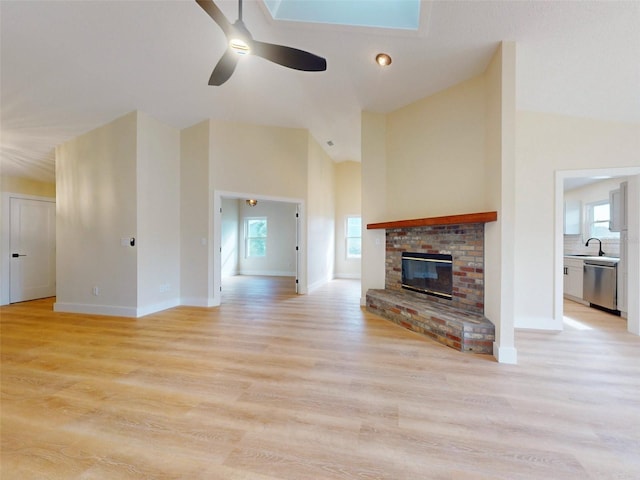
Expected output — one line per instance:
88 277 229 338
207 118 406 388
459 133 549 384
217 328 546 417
2 277 639 479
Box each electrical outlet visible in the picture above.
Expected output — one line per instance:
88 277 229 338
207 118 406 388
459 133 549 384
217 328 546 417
92 286 99 296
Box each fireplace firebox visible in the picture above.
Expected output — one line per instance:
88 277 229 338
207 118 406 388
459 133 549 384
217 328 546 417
401 252 453 299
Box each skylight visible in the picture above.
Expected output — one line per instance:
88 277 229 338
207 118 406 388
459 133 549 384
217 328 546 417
262 0 421 30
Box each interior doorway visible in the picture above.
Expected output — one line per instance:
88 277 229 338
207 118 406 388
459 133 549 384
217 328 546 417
214 191 304 305
555 167 640 336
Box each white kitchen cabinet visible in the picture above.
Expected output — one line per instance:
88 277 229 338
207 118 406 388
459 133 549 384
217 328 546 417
563 257 584 301
564 200 582 234
609 181 627 232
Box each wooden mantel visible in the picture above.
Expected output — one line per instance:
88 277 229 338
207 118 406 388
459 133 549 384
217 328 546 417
367 211 497 230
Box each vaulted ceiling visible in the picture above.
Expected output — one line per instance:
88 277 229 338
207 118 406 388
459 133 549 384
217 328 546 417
1 0 638 183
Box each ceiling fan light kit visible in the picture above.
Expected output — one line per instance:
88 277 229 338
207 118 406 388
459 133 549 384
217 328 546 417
376 53 392 66
229 38 250 55
196 0 327 86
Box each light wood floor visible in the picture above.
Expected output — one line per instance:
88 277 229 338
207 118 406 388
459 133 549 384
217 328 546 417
1 277 639 479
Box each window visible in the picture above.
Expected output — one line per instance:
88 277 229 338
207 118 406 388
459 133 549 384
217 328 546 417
586 201 618 239
346 216 362 258
245 217 267 257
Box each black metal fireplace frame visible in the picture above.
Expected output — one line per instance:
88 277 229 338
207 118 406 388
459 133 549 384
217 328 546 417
401 252 453 299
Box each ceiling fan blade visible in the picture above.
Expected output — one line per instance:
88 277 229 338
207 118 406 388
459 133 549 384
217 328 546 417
252 41 327 72
196 0 232 37
209 49 239 86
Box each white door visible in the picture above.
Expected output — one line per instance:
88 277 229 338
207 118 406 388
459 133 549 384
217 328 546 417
10 197 56 303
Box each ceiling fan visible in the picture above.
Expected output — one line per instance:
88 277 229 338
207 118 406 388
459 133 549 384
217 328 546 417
195 0 327 86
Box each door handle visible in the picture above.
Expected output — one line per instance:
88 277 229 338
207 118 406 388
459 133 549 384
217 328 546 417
11 253 27 258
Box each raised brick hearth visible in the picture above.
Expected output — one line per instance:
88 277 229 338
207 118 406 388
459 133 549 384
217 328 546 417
366 289 494 353
366 213 496 354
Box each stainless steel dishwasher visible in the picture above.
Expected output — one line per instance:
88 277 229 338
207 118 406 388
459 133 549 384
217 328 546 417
583 259 618 311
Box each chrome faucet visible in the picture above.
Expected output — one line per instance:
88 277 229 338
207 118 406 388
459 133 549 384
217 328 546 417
585 237 605 257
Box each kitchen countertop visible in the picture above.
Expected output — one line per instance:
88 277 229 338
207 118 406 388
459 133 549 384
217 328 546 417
564 254 620 263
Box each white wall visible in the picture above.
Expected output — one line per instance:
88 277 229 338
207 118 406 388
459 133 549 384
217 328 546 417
516 111 640 330
334 161 361 279
221 197 239 277
55 112 139 316
238 199 297 276
136 111 181 315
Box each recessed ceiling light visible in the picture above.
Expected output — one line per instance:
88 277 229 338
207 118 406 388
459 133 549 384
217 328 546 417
375 53 392 66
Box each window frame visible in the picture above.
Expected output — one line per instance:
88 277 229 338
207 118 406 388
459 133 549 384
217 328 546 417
345 215 362 259
585 200 619 239
244 216 268 258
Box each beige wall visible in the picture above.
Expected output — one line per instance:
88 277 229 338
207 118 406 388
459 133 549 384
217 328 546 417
136 111 181 314
360 111 387 302
360 42 518 362
183 119 312 303
209 120 308 199
483 42 517 363
55 112 139 315
180 120 213 306
208 120 309 299
1 176 55 197
306 135 335 291
515 111 640 330
385 74 488 219
55 111 181 316
0 176 57 305
334 161 361 278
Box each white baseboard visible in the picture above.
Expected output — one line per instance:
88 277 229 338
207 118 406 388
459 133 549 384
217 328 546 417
238 270 296 277
54 298 181 318
334 273 361 279
307 277 330 294
136 299 181 317
53 302 138 318
563 294 588 306
180 297 218 307
493 344 518 364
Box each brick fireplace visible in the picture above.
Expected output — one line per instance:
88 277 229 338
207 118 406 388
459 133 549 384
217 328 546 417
366 212 497 354
385 223 485 313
